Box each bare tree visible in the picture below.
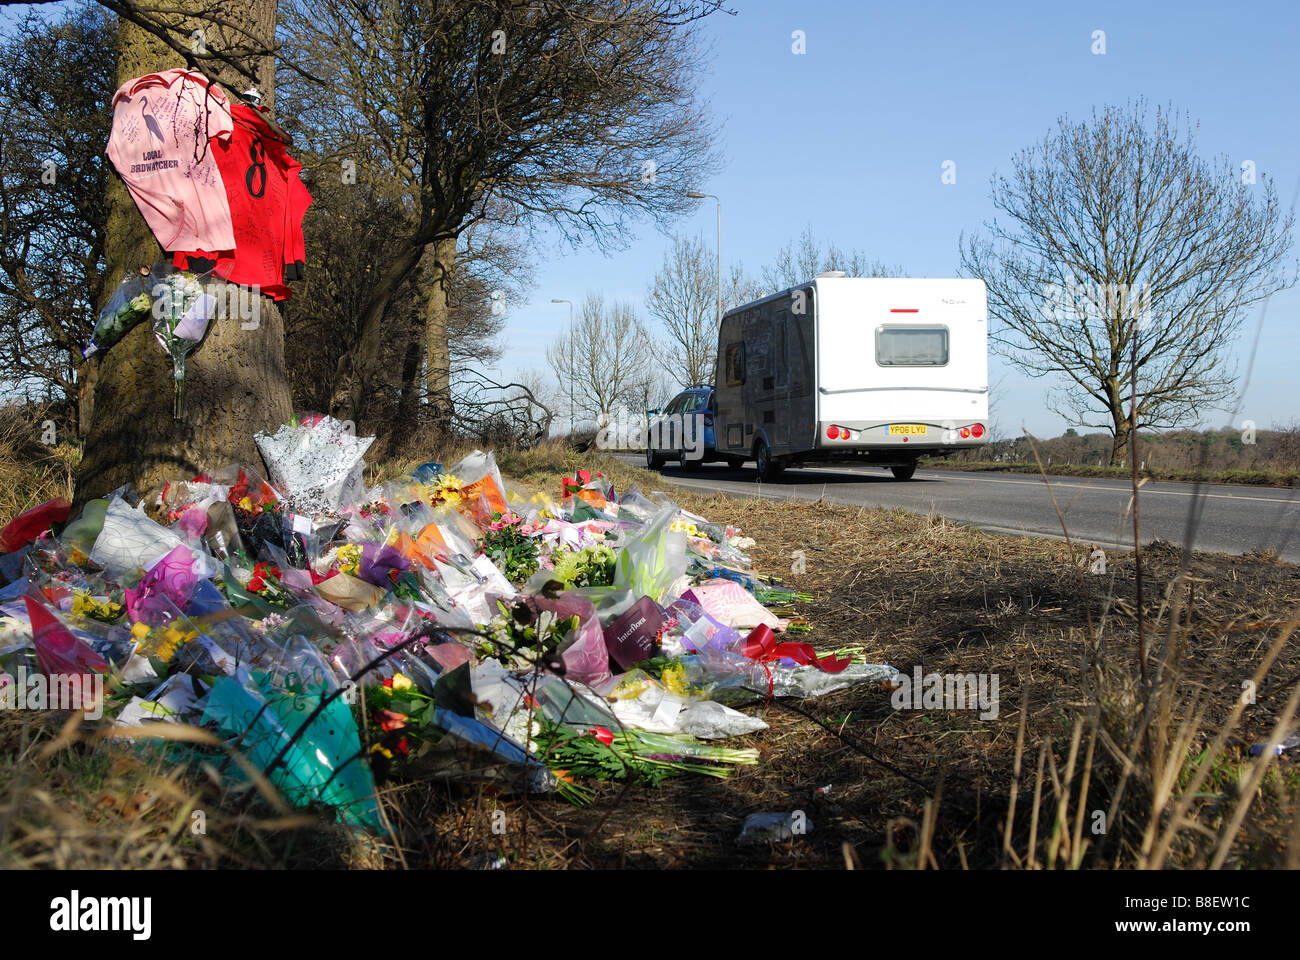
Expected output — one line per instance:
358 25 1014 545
722 261 763 312
759 224 902 291
2 0 294 85
645 232 716 388
452 366 553 448
0 8 115 430
277 0 725 432
546 293 654 428
961 100 1295 465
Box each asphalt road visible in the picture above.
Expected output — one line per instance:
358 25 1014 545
619 455 1300 563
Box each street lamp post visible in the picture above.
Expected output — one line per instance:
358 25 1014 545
551 298 574 434
686 191 721 361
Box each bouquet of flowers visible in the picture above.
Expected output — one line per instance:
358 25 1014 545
560 468 602 498
245 561 293 607
70 590 125 624
428 473 464 507
478 511 539 583
549 542 617 589
149 266 216 419
482 599 580 670
83 274 155 361
364 672 442 776
335 543 363 577
751 584 814 606
536 718 759 802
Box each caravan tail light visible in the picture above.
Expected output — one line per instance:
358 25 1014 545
971 423 984 438
826 425 839 439
960 427 971 438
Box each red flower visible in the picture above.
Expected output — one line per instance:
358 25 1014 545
396 737 410 756
379 709 407 733
590 726 614 746
248 575 265 592
228 468 250 505
382 677 394 688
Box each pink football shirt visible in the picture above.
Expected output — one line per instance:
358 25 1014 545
106 69 236 252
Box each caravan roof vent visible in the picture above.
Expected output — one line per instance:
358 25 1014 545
816 270 847 278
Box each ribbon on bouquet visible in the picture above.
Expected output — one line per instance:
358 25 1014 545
739 623 851 700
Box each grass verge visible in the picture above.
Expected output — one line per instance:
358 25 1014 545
3 438 1297 868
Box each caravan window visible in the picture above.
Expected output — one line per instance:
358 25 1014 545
724 342 746 385
875 325 949 366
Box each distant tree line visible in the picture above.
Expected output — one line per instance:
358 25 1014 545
946 425 1300 473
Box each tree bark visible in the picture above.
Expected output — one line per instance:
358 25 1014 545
1110 398 1132 467
76 1 292 508
395 332 422 433
329 240 425 428
423 236 456 435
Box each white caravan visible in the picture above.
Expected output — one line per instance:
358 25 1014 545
713 275 989 480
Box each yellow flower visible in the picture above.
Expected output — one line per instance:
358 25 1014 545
337 543 363 576
238 496 254 511
660 662 691 698
391 673 414 692
72 591 122 621
606 675 651 701
370 743 393 759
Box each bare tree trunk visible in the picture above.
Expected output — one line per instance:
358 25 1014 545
330 241 424 427
423 236 456 435
76 358 97 439
395 335 422 433
76 1 292 507
1110 393 1132 467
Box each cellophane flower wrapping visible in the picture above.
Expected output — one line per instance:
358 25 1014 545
148 264 216 417
254 416 374 514
82 268 155 361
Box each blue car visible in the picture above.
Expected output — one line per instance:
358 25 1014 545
645 386 744 470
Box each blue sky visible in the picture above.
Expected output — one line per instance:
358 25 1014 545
497 0 1300 439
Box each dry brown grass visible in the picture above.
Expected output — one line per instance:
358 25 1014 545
0 404 77 528
373 452 1300 869
3 436 1297 869
0 708 386 869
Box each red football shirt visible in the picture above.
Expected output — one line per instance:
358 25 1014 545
173 104 311 300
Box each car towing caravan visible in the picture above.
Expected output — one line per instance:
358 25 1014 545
713 274 989 480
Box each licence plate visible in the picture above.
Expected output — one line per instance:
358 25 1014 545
887 424 928 436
